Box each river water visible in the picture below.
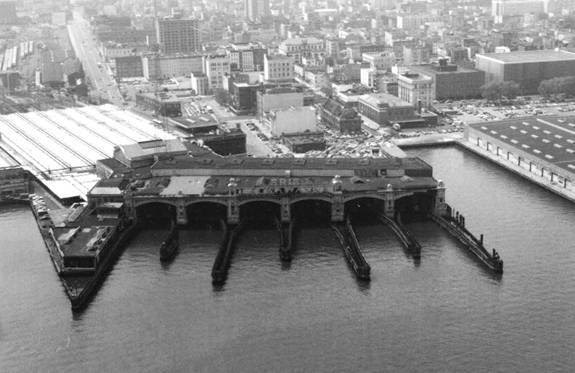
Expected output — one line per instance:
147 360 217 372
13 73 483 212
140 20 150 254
2 147 575 372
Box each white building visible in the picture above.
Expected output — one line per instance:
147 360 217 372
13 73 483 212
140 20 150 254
362 51 395 71
278 37 325 64
397 72 433 109
204 55 230 91
263 55 294 82
191 73 209 95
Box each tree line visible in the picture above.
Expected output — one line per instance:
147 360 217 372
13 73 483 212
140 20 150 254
537 76 575 99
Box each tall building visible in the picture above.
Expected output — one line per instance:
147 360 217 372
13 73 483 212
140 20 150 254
155 18 201 55
244 0 270 22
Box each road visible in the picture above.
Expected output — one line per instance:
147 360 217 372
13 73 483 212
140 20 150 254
67 9 124 105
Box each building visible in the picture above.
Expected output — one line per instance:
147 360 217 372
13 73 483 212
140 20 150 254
263 55 294 82
464 116 575 193
136 92 182 117
244 0 270 22
198 128 247 156
492 0 546 23
362 52 395 71
411 60 485 100
320 98 363 133
155 18 201 55
226 43 267 72
402 45 431 66
0 1 17 24
357 93 418 126
113 139 189 169
278 37 325 64
266 106 316 137
0 166 30 200
230 81 260 115
475 50 575 94
282 132 326 153
204 55 231 91
142 54 204 81
115 56 143 80
397 72 433 109
191 73 209 95
257 87 303 115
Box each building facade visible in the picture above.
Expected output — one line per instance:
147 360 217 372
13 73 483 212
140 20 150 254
397 72 433 109
204 55 231 91
244 0 270 22
142 54 204 81
320 98 363 133
475 50 575 94
263 55 294 82
155 18 201 55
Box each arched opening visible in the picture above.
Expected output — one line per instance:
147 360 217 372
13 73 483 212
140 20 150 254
240 200 281 227
394 191 435 223
345 197 385 223
291 199 332 226
136 202 176 228
186 201 227 225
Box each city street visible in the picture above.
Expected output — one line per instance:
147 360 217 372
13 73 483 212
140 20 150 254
67 10 124 105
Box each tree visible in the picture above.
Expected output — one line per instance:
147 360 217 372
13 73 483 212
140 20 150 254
500 81 520 100
480 81 502 102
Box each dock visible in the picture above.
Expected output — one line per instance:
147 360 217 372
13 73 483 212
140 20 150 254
431 206 503 273
376 213 422 259
211 220 244 285
332 218 371 281
278 218 296 262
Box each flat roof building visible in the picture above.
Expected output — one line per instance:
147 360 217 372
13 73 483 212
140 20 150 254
475 50 575 94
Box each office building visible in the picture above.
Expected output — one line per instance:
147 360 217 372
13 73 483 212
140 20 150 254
155 18 201 55
244 0 270 22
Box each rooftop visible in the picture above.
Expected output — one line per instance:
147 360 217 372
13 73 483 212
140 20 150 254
477 50 575 64
359 93 412 108
469 116 575 176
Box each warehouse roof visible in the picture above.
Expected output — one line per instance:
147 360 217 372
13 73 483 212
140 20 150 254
477 50 575 64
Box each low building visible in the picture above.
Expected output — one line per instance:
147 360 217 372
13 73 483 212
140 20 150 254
113 139 189 169
411 60 484 100
320 98 363 133
266 106 316 137
198 127 246 156
357 93 417 126
135 92 182 117
475 50 575 94
230 81 260 115
0 166 30 200
282 132 326 153
142 54 204 81
115 56 143 80
257 87 303 115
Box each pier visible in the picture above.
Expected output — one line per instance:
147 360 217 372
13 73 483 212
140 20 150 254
211 220 245 285
278 217 296 262
332 218 371 281
376 212 422 259
431 205 503 274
